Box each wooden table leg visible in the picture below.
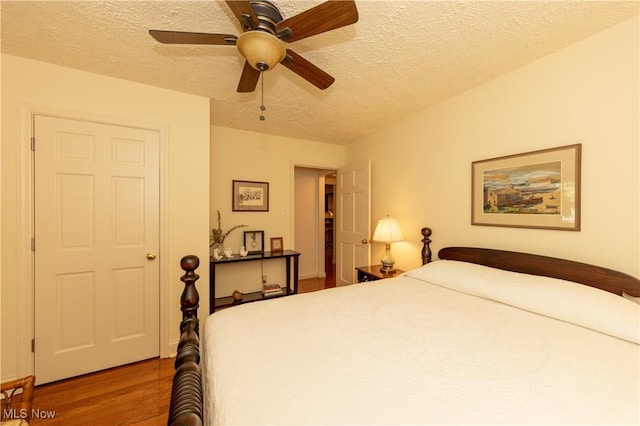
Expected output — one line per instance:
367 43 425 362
285 256 291 293
293 255 299 294
209 261 216 314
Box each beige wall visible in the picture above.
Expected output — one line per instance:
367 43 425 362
347 16 639 277
1 54 211 380
210 126 343 296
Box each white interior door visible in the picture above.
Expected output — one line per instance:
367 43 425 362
34 115 160 384
336 160 371 285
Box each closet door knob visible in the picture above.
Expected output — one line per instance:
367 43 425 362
146 252 157 261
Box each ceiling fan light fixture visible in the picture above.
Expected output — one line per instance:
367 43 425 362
237 31 285 71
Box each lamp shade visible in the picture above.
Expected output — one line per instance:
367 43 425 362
236 31 286 71
372 217 404 243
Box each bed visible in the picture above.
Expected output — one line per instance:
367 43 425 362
168 230 640 426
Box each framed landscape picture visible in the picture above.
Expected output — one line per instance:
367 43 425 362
232 180 269 212
471 144 581 231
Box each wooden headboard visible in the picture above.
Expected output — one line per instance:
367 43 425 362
438 247 640 297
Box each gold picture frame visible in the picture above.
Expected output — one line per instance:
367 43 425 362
472 144 581 231
270 237 283 253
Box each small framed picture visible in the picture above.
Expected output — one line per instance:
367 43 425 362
270 237 283 253
232 180 269 212
243 230 264 254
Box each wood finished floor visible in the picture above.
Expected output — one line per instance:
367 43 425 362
30 357 174 425
30 272 336 425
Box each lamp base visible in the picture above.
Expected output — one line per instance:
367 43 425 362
380 243 396 273
379 264 396 274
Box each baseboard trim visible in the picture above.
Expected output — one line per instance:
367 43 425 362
299 272 327 280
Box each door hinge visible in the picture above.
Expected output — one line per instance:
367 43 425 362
31 338 35 353
31 137 35 151
31 238 35 252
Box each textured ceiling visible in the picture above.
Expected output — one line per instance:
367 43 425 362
2 1 638 144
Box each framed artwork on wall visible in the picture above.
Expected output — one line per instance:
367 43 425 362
270 237 283 253
232 180 269 212
243 230 264 254
471 144 581 231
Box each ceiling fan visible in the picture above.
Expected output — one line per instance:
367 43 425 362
149 0 359 93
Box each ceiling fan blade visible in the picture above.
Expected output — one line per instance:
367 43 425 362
225 0 259 29
276 0 358 43
149 30 237 45
237 61 261 93
281 49 335 90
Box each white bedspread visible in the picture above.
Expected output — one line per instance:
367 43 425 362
203 262 640 425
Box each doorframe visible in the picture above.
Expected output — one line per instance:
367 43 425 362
15 104 170 377
289 159 341 278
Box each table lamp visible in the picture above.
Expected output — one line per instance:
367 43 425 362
372 216 404 272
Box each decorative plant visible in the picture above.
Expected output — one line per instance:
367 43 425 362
210 210 247 247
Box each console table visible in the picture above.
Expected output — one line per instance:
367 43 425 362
209 250 301 313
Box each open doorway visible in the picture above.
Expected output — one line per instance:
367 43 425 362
324 172 336 286
294 167 336 290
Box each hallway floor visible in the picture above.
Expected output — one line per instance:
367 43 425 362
298 258 336 293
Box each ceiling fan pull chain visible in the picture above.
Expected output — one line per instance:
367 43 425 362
259 71 266 121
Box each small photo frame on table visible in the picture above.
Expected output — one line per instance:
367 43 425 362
232 180 269 212
243 230 264 254
471 143 581 231
270 237 283 253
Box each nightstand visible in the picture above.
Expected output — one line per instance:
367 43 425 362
355 265 404 283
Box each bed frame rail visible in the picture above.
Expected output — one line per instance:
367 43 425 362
168 255 203 426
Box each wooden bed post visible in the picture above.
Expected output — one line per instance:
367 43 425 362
179 255 200 324
421 227 432 265
168 255 203 426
